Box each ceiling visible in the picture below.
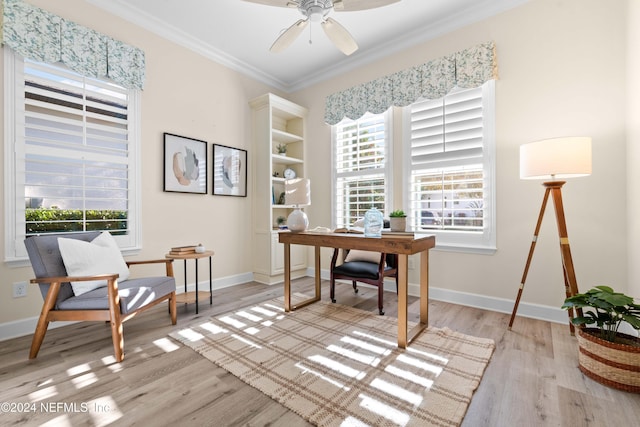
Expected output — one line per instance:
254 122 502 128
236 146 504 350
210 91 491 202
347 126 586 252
87 0 528 92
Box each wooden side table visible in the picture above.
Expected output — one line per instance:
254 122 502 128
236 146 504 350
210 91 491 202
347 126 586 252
165 250 214 314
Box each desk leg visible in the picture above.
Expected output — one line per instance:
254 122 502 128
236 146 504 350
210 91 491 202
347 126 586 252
195 258 199 314
284 243 291 312
397 254 408 348
419 249 429 327
402 250 430 347
209 256 213 305
314 246 321 300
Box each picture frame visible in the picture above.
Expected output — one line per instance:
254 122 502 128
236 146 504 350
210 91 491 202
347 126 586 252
212 143 247 197
163 133 207 194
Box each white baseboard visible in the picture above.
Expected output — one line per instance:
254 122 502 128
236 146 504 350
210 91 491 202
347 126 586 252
312 267 569 325
0 271 255 342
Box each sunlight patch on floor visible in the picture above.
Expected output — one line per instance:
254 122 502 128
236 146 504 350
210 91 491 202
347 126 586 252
294 361 350 391
153 337 180 353
327 344 381 367
308 354 366 380
231 333 262 349
358 393 410 426
385 364 433 389
177 328 204 342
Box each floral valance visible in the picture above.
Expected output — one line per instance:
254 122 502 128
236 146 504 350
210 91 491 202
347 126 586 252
1 0 145 89
325 41 497 125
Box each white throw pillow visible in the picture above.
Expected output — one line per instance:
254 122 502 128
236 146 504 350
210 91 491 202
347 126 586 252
58 232 130 296
344 249 382 264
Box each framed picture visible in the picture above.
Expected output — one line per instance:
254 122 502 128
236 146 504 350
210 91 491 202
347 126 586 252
163 133 208 194
212 143 247 197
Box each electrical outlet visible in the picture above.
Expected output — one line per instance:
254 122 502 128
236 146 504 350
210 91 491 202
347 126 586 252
13 281 27 298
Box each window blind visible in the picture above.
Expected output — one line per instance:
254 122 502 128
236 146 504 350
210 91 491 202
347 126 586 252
408 86 485 232
23 59 131 235
334 113 388 228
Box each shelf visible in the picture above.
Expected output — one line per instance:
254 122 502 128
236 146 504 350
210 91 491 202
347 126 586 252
273 204 298 209
272 154 303 164
273 129 302 144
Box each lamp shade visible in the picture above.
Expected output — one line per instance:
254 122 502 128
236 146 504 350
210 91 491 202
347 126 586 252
285 178 311 206
520 137 592 180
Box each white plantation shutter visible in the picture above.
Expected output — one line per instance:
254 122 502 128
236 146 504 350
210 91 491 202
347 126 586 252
5 52 140 261
405 81 495 251
410 86 484 171
333 112 390 228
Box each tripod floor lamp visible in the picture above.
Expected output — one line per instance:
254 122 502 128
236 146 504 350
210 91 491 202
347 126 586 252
508 136 592 334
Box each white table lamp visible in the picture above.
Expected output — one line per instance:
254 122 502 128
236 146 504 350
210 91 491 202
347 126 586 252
510 137 592 333
285 178 310 232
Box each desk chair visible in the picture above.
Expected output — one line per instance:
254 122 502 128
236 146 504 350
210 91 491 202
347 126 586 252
329 248 398 315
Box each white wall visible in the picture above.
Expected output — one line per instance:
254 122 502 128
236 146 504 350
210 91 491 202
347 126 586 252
292 0 631 316
628 0 640 299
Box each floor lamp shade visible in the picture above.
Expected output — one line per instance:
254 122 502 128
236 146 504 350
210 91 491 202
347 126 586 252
285 178 310 232
520 137 592 180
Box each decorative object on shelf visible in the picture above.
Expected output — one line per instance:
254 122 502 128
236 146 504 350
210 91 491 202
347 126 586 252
195 244 206 253
363 207 384 237
388 209 407 232
285 178 310 232
212 143 247 197
276 216 287 230
272 171 280 177
276 143 287 155
278 192 286 205
283 167 296 179
561 286 640 392
163 133 207 194
509 136 592 333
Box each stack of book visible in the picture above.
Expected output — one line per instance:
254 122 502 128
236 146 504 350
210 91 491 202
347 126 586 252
169 245 197 255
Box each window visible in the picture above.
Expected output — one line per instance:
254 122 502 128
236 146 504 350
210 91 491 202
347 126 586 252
332 111 391 228
4 50 141 262
404 81 495 252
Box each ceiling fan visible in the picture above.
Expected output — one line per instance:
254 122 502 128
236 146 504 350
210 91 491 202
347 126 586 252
242 0 401 55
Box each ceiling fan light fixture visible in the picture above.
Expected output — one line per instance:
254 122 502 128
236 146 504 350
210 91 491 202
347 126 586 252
307 6 325 22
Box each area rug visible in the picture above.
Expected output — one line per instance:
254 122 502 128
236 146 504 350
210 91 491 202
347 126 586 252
169 297 495 427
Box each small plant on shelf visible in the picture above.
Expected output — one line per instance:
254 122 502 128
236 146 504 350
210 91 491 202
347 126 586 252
276 143 287 155
389 209 406 217
276 216 287 229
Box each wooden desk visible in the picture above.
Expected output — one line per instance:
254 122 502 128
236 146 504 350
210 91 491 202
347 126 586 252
278 232 436 348
165 250 214 314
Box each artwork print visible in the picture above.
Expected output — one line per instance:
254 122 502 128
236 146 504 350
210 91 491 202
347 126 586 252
213 144 247 197
163 133 207 194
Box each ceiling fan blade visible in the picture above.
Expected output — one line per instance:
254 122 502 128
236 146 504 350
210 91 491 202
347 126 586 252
270 19 308 53
321 17 358 55
333 0 400 12
241 0 298 8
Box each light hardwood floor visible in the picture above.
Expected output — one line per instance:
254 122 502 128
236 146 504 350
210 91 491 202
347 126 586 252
1 277 638 426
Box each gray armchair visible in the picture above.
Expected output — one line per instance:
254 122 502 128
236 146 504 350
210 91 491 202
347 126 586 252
24 231 177 362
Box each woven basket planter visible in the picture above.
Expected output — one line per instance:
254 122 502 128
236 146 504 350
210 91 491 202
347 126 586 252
576 328 640 393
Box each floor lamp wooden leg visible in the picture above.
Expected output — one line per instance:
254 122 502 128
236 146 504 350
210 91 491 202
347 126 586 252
509 187 551 329
509 182 582 333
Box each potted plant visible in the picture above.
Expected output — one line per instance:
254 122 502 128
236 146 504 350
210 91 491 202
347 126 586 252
561 285 640 392
276 216 287 230
388 209 407 232
276 143 287 156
